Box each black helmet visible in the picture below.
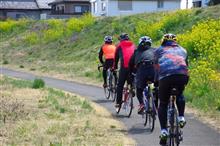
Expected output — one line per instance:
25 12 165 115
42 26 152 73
118 33 129 41
104 35 113 43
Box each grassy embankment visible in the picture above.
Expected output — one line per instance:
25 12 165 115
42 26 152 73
0 75 135 145
0 6 220 119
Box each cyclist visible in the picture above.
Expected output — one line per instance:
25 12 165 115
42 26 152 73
154 33 189 145
99 36 117 88
114 33 135 109
129 36 158 114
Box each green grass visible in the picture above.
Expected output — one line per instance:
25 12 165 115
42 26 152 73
1 5 220 115
32 78 45 89
1 76 130 146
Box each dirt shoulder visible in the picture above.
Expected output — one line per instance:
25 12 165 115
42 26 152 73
0 75 136 146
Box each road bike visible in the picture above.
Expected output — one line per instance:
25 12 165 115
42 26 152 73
166 88 183 146
142 81 157 132
98 65 117 101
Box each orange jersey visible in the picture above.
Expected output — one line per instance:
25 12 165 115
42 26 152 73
102 44 116 59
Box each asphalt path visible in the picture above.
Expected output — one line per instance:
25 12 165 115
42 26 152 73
1 68 220 146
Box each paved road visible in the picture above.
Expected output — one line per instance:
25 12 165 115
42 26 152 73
1 68 220 146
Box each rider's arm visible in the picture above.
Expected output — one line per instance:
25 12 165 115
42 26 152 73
98 47 104 64
129 52 136 73
114 46 120 69
154 48 160 82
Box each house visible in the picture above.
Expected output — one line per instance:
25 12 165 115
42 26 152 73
181 0 209 9
48 0 91 18
0 0 54 19
90 0 183 17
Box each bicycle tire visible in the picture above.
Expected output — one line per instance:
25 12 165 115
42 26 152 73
110 74 117 102
104 70 111 99
175 108 180 146
104 86 110 99
126 92 133 118
149 92 156 132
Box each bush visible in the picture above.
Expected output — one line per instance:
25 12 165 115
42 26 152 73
136 9 192 40
3 60 9 64
19 65 24 68
32 78 45 89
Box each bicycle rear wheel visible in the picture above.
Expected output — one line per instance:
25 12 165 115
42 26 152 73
124 91 133 118
110 74 117 102
168 109 179 146
104 86 110 99
149 95 156 132
104 71 111 99
175 109 181 146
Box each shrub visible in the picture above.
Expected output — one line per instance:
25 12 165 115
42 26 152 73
24 32 38 44
136 9 192 40
32 78 45 89
0 19 29 34
3 60 9 64
19 65 24 68
66 13 95 35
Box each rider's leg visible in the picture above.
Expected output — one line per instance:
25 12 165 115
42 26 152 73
173 75 189 128
158 77 170 144
158 77 170 130
103 67 107 85
116 68 128 105
136 87 144 104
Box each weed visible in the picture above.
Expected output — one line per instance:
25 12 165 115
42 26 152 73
81 100 93 111
32 78 45 89
19 65 24 68
3 60 9 64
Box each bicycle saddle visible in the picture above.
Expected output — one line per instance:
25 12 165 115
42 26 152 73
170 88 179 96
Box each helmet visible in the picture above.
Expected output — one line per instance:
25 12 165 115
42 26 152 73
118 33 129 41
104 36 113 43
162 33 177 42
139 36 152 45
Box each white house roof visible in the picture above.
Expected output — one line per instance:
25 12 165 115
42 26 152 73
36 0 54 9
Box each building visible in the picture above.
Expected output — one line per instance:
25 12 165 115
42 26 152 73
181 0 210 9
90 0 183 17
48 0 91 18
0 0 53 19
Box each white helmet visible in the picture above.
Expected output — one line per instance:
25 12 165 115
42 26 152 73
139 36 152 45
104 36 113 43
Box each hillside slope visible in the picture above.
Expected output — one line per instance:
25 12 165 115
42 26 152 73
1 5 220 115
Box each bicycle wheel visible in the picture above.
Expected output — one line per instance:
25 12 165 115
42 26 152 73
149 92 156 132
124 91 133 118
143 98 148 126
174 108 181 146
110 74 117 102
104 73 111 99
168 108 176 146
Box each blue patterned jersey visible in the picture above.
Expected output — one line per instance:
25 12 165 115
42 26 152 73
154 41 189 80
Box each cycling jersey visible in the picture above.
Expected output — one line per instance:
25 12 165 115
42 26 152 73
114 40 135 69
99 43 116 64
154 41 188 80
